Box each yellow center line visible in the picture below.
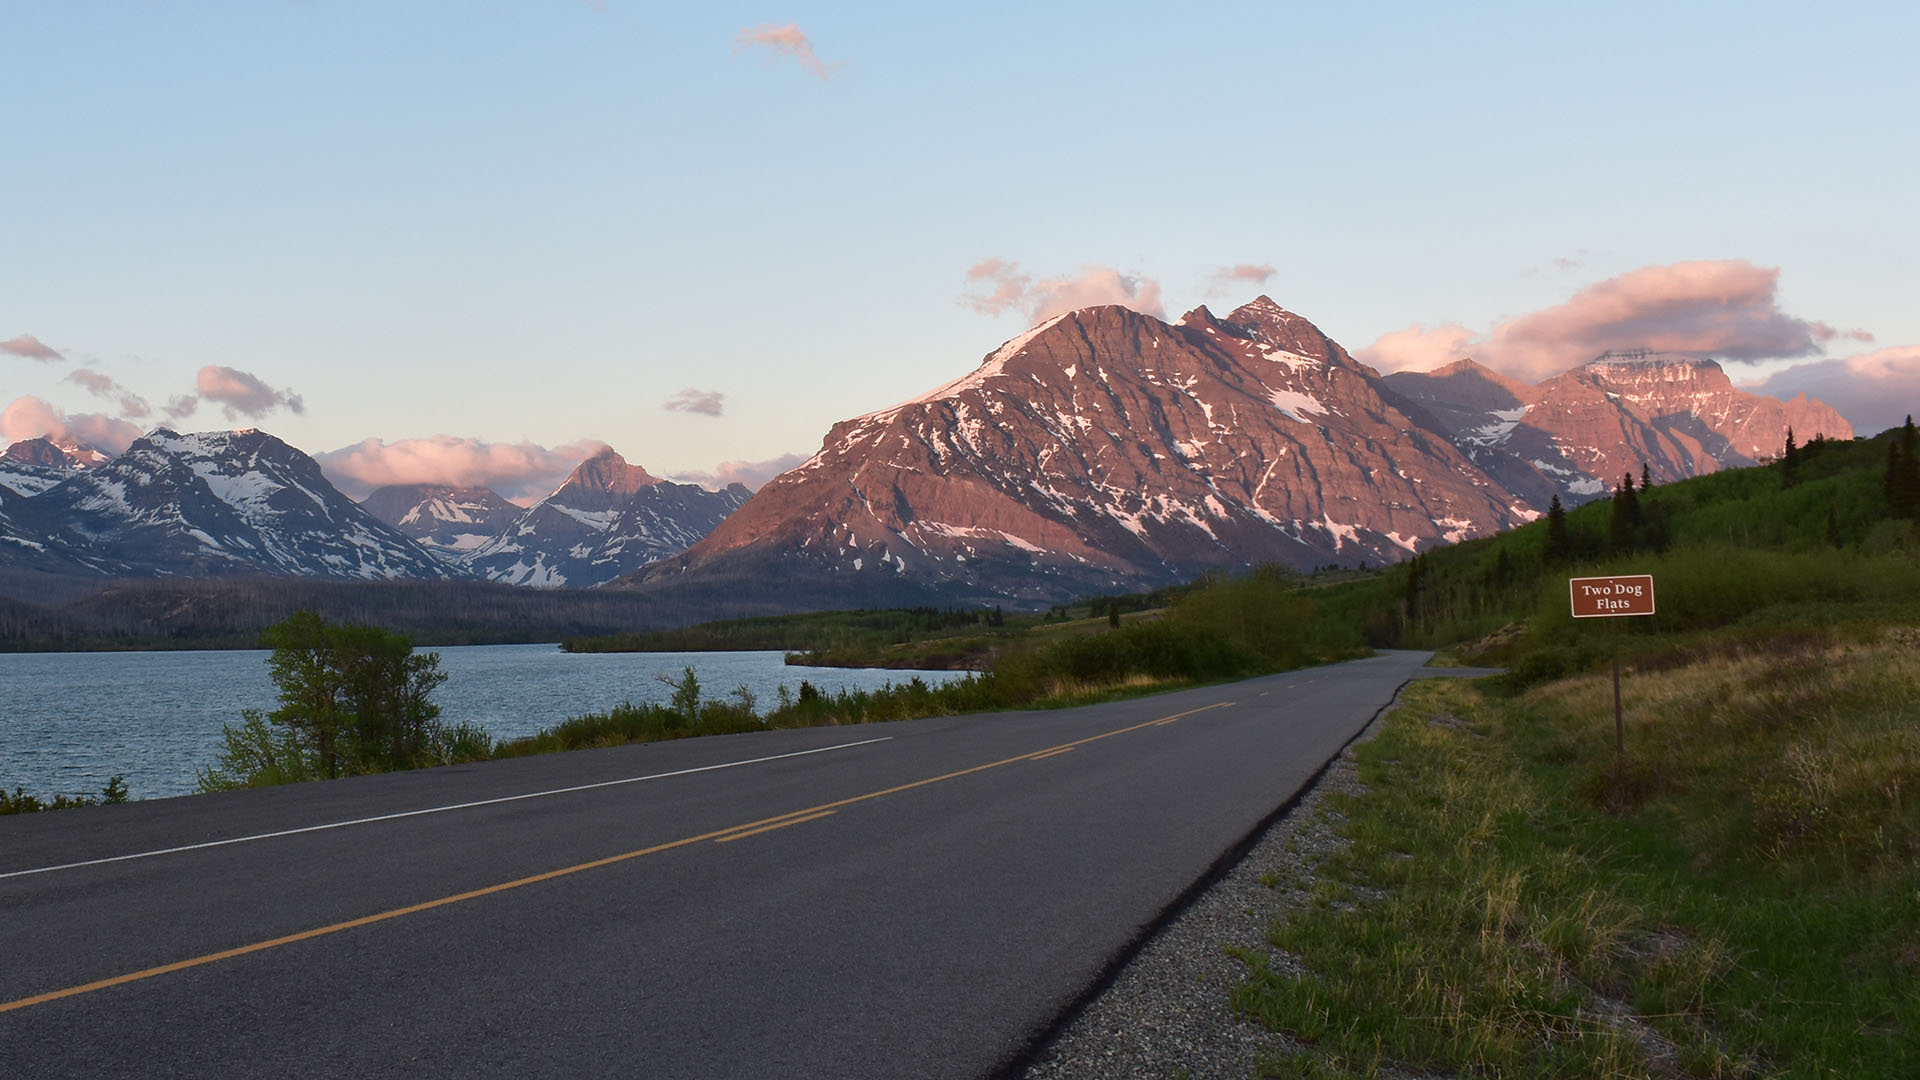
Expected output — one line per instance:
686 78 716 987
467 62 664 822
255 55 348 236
0 699 1234 1015
1028 747 1074 760
712 810 837 843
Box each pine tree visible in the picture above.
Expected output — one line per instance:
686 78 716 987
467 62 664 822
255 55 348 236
1781 427 1799 488
1403 553 1426 627
1544 494 1570 566
1641 462 1653 490
1608 473 1640 552
1891 415 1920 519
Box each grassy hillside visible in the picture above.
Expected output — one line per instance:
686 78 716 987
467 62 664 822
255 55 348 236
1231 424 1920 1078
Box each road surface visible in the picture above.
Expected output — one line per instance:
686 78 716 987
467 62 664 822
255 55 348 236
0 650 1477 1078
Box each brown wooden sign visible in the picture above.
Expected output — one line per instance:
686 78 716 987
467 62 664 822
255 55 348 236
1569 574 1656 618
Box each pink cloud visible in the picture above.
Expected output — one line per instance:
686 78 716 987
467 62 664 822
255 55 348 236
65 368 152 419
2 334 63 362
1208 263 1277 294
734 23 837 81
662 388 725 416
962 259 1031 316
670 452 806 492
313 435 609 504
196 365 304 421
1359 260 1854 381
963 259 1165 324
1356 323 1479 375
1741 345 1920 437
1 396 142 454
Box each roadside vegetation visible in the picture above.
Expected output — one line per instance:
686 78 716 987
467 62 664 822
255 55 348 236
197 611 490 790
1232 420 1920 1077
558 586 1198 669
1 775 129 815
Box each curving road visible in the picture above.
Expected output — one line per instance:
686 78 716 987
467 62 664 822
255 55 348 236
0 650 1475 1078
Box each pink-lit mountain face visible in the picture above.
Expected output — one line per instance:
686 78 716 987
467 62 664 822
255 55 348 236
634 299 1535 605
631 301 1854 608
1381 352 1853 500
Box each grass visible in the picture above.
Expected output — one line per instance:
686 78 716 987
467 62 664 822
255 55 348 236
1234 629 1920 1078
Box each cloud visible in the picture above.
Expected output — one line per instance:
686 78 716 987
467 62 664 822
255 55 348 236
65 368 153 419
963 259 1166 324
1208 263 1277 295
1358 259 1859 382
313 435 609 504
962 259 1031 315
163 394 200 422
195 365 305 421
1740 345 1920 437
734 23 838 82
1 396 143 454
1358 323 1481 376
671 452 807 493
3 334 63 362
662 388 725 417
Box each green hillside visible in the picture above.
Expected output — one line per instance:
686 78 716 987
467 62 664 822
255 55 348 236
1233 422 1920 1079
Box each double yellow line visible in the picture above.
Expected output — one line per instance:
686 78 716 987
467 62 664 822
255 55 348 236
0 699 1231 1014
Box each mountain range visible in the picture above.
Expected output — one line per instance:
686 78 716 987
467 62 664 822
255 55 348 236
0 296 1855 611
627 299 1852 606
0 434 746 594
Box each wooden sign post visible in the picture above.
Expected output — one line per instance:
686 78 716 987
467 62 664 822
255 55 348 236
1568 575 1656 758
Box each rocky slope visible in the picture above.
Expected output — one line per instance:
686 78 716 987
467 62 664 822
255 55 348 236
459 447 751 587
632 299 1532 605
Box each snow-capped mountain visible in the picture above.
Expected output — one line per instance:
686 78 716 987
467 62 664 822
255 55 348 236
15 428 449 580
0 436 110 502
633 298 1534 605
459 447 750 587
1381 351 1853 500
359 483 521 556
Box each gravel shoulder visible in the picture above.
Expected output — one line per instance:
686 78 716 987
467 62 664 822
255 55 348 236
1014 698 1391 1080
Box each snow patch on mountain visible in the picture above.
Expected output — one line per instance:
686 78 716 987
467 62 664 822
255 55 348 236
1268 389 1329 421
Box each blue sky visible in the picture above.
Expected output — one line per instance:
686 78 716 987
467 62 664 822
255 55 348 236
5 1 1916 500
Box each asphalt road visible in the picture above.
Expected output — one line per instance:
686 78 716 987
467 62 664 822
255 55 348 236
0 650 1473 1078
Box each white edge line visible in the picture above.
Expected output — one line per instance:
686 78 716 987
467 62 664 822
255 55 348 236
0 737 894 882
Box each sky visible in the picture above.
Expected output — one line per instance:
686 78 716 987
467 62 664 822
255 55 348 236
5 1 1917 503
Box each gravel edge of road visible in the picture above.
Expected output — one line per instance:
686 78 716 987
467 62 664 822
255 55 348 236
1007 681 1409 1080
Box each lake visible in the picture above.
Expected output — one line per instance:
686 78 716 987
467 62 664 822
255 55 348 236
0 645 968 801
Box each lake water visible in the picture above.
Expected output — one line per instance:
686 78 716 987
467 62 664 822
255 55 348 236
0 645 969 801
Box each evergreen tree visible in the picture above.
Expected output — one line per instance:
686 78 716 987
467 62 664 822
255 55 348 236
1543 494 1570 566
1781 428 1800 488
1403 553 1426 627
1608 473 1641 553
1641 462 1653 490
1891 415 1920 519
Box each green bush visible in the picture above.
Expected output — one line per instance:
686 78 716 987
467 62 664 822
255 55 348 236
200 611 484 789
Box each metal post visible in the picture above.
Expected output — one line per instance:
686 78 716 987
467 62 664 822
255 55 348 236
1613 618 1624 760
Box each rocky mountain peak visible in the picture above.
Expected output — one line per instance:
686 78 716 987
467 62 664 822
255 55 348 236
3 437 93 469
640 295 1528 606
555 446 658 507
359 483 521 557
